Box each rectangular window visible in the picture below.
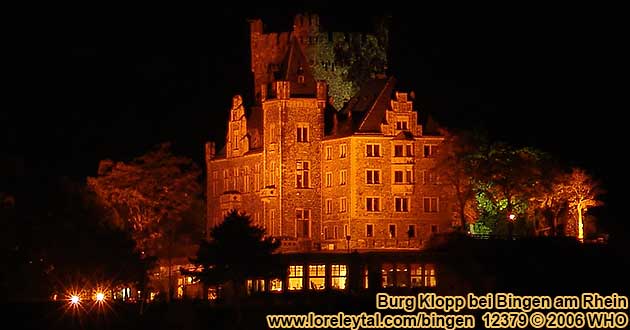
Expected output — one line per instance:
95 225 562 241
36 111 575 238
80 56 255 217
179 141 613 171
325 199 333 214
406 170 413 184
425 264 437 287
423 145 439 157
325 146 332 160
269 123 277 143
366 170 380 184
388 224 396 238
288 265 303 290
254 164 260 191
334 226 338 239
423 170 437 184
223 170 229 191
366 197 381 212
382 263 394 288
394 145 404 157
411 264 423 287
296 209 310 237
396 121 408 130
324 226 329 239
243 166 250 193
344 224 348 237
366 224 373 237
325 172 332 187
339 170 347 185
297 123 309 142
408 225 416 238
339 197 347 213
269 162 276 186
212 171 218 196
331 264 347 290
366 144 380 157
405 144 413 157
394 170 404 184
431 224 439 233
395 197 409 212
423 197 438 213
232 168 238 190
296 161 310 188
308 265 326 290
270 209 276 236
339 144 347 158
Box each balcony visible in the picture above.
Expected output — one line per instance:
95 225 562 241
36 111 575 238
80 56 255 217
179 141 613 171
259 185 278 202
392 156 415 164
220 191 242 210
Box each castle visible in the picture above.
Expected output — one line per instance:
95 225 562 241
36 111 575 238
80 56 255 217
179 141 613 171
205 14 453 253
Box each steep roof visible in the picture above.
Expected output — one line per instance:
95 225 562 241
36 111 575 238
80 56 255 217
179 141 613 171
276 38 317 97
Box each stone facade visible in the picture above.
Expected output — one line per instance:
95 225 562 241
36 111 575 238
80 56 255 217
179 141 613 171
206 14 453 253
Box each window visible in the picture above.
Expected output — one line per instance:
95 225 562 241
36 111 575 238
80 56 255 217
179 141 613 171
325 172 332 187
308 265 325 290
407 225 416 238
223 170 229 190
366 197 381 212
334 226 338 239
423 145 439 157
395 197 409 212
325 199 333 214
366 144 380 157
269 162 276 186
344 224 348 237
339 197 347 213
297 123 309 142
331 264 347 290
288 265 303 290
388 224 396 238
425 264 437 287
339 170 347 185
431 224 439 233
423 170 437 185
406 144 413 157
243 166 250 193
410 264 423 287
394 145 404 157
296 209 310 237
382 263 394 288
394 169 413 184
254 164 260 191
339 144 347 158
366 224 374 237
396 121 408 130
325 146 332 160
366 170 380 184
423 197 439 213
296 161 310 188
324 226 329 239
270 278 283 292
270 209 276 236
269 124 277 143
212 171 218 196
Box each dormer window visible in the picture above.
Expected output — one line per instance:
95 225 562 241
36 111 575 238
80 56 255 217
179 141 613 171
396 121 408 130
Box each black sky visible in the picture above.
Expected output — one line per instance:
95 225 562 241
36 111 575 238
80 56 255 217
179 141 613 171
3 4 626 238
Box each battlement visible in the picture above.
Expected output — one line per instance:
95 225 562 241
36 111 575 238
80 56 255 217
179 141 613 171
293 13 320 34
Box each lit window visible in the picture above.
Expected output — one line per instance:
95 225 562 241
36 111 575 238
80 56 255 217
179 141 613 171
308 265 326 290
395 197 409 212
325 199 333 214
425 264 437 287
366 224 373 237
270 278 283 292
381 263 394 288
366 197 381 212
366 144 380 157
340 144 347 158
296 209 310 238
423 197 438 213
288 265 303 290
388 224 396 238
296 161 310 188
331 264 347 290
339 197 347 213
366 170 380 184
339 170 347 185
410 264 423 287
297 123 309 142
325 146 332 160
325 172 332 187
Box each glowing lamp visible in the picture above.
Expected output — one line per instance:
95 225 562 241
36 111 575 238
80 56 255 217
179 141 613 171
70 295 80 304
96 292 105 302
508 214 516 221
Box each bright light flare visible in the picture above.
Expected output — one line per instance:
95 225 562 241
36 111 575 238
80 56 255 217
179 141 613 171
508 214 516 221
95 292 105 302
70 295 80 305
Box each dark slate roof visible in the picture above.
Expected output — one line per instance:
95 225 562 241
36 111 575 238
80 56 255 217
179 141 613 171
276 38 317 97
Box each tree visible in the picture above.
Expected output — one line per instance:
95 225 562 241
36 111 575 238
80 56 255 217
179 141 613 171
189 210 280 301
87 142 202 300
555 168 604 241
434 129 485 231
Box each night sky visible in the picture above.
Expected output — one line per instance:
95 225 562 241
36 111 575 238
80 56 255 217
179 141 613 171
3 4 626 239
